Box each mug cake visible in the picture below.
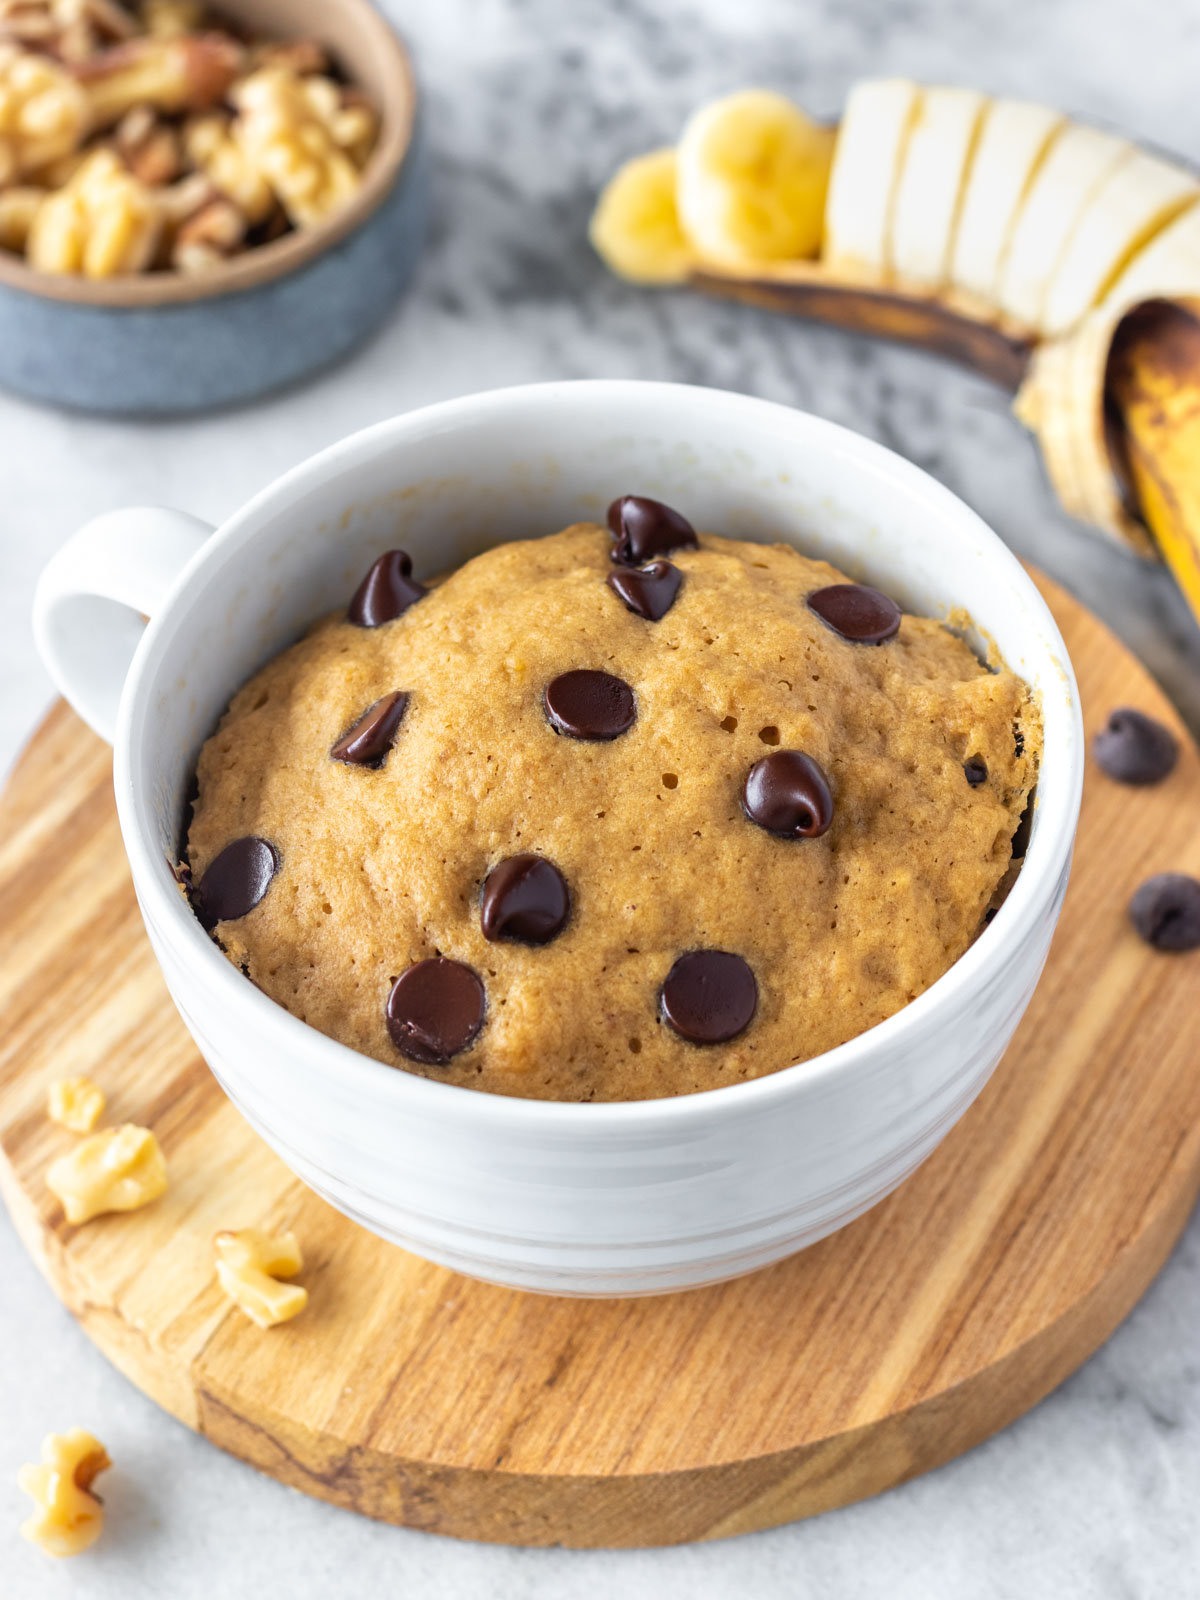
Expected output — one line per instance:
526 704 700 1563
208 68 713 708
181 496 1041 1102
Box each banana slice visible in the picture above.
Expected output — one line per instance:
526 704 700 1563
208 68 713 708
888 86 987 288
589 147 693 284
674 89 834 267
950 99 1064 304
1040 151 1197 336
1104 197 1200 308
996 125 1133 330
823 77 920 277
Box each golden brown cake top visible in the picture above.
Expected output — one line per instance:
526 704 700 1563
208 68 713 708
186 508 1040 1101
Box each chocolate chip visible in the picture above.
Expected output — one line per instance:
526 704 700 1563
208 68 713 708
481 854 570 944
1094 708 1179 786
386 958 485 1063
607 559 683 622
607 496 699 565
194 836 279 931
742 750 834 839
661 950 758 1044
1128 873 1200 952
544 670 636 740
808 583 902 644
331 691 409 767
964 756 988 787
347 550 426 627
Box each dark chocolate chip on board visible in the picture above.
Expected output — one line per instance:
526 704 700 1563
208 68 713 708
1093 708 1179 786
544 669 636 740
348 550 427 627
331 692 410 767
607 559 683 621
481 855 570 945
193 836 279 932
607 496 699 565
807 583 902 644
742 750 834 838
1129 873 1200 952
660 950 758 1044
386 958 486 1063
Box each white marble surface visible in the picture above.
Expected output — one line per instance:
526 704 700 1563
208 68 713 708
4 0 1200 1593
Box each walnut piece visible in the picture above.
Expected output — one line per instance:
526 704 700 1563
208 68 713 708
75 29 243 128
171 189 242 270
0 181 42 247
183 110 270 222
113 101 179 184
230 65 363 227
214 1227 308 1328
140 0 201 36
45 1120 167 1221
18 1430 111 1558
46 1074 105 1133
0 42 89 184
1 0 136 64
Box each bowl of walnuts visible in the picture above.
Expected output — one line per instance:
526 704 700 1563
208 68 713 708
0 0 425 412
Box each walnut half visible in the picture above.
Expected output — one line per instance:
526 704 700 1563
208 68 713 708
45 1121 167 1221
18 1430 111 1558
214 1227 308 1328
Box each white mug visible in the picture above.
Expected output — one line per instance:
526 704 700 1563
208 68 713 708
33 381 1084 1296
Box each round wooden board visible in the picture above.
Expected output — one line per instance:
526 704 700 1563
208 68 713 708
2 570 1200 1550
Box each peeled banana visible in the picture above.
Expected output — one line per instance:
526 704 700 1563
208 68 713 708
589 77 1200 622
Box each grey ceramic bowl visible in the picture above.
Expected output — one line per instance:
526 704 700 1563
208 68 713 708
0 0 427 415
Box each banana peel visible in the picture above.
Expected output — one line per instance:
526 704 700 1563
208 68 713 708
1106 298 1200 622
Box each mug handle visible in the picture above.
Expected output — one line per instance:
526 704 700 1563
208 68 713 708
33 506 214 746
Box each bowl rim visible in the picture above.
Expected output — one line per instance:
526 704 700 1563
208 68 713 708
115 378 1085 1130
0 0 417 309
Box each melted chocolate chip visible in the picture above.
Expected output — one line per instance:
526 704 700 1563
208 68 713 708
1128 873 1200 952
331 691 410 767
607 496 699 565
808 583 902 644
964 756 988 787
481 854 570 944
607 559 683 622
347 550 426 627
386 958 485 1064
194 837 279 931
661 950 758 1044
742 750 834 839
1094 708 1179 786
544 670 636 740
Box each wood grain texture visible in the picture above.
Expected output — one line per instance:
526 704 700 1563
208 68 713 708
2 572 1200 1548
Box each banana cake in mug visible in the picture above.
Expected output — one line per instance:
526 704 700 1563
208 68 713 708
180 496 1041 1103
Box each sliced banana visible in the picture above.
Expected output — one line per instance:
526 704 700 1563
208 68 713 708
674 89 834 267
589 147 692 285
823 77 920 277
1040 151 1197 336
950 99 1064 305
888 86 987 288
996 124 1133 330
1104 197 1200 309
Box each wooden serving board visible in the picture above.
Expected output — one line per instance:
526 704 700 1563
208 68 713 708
3 572 1200 1550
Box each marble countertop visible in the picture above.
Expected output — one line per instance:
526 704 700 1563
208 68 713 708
4 0 1200 1594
